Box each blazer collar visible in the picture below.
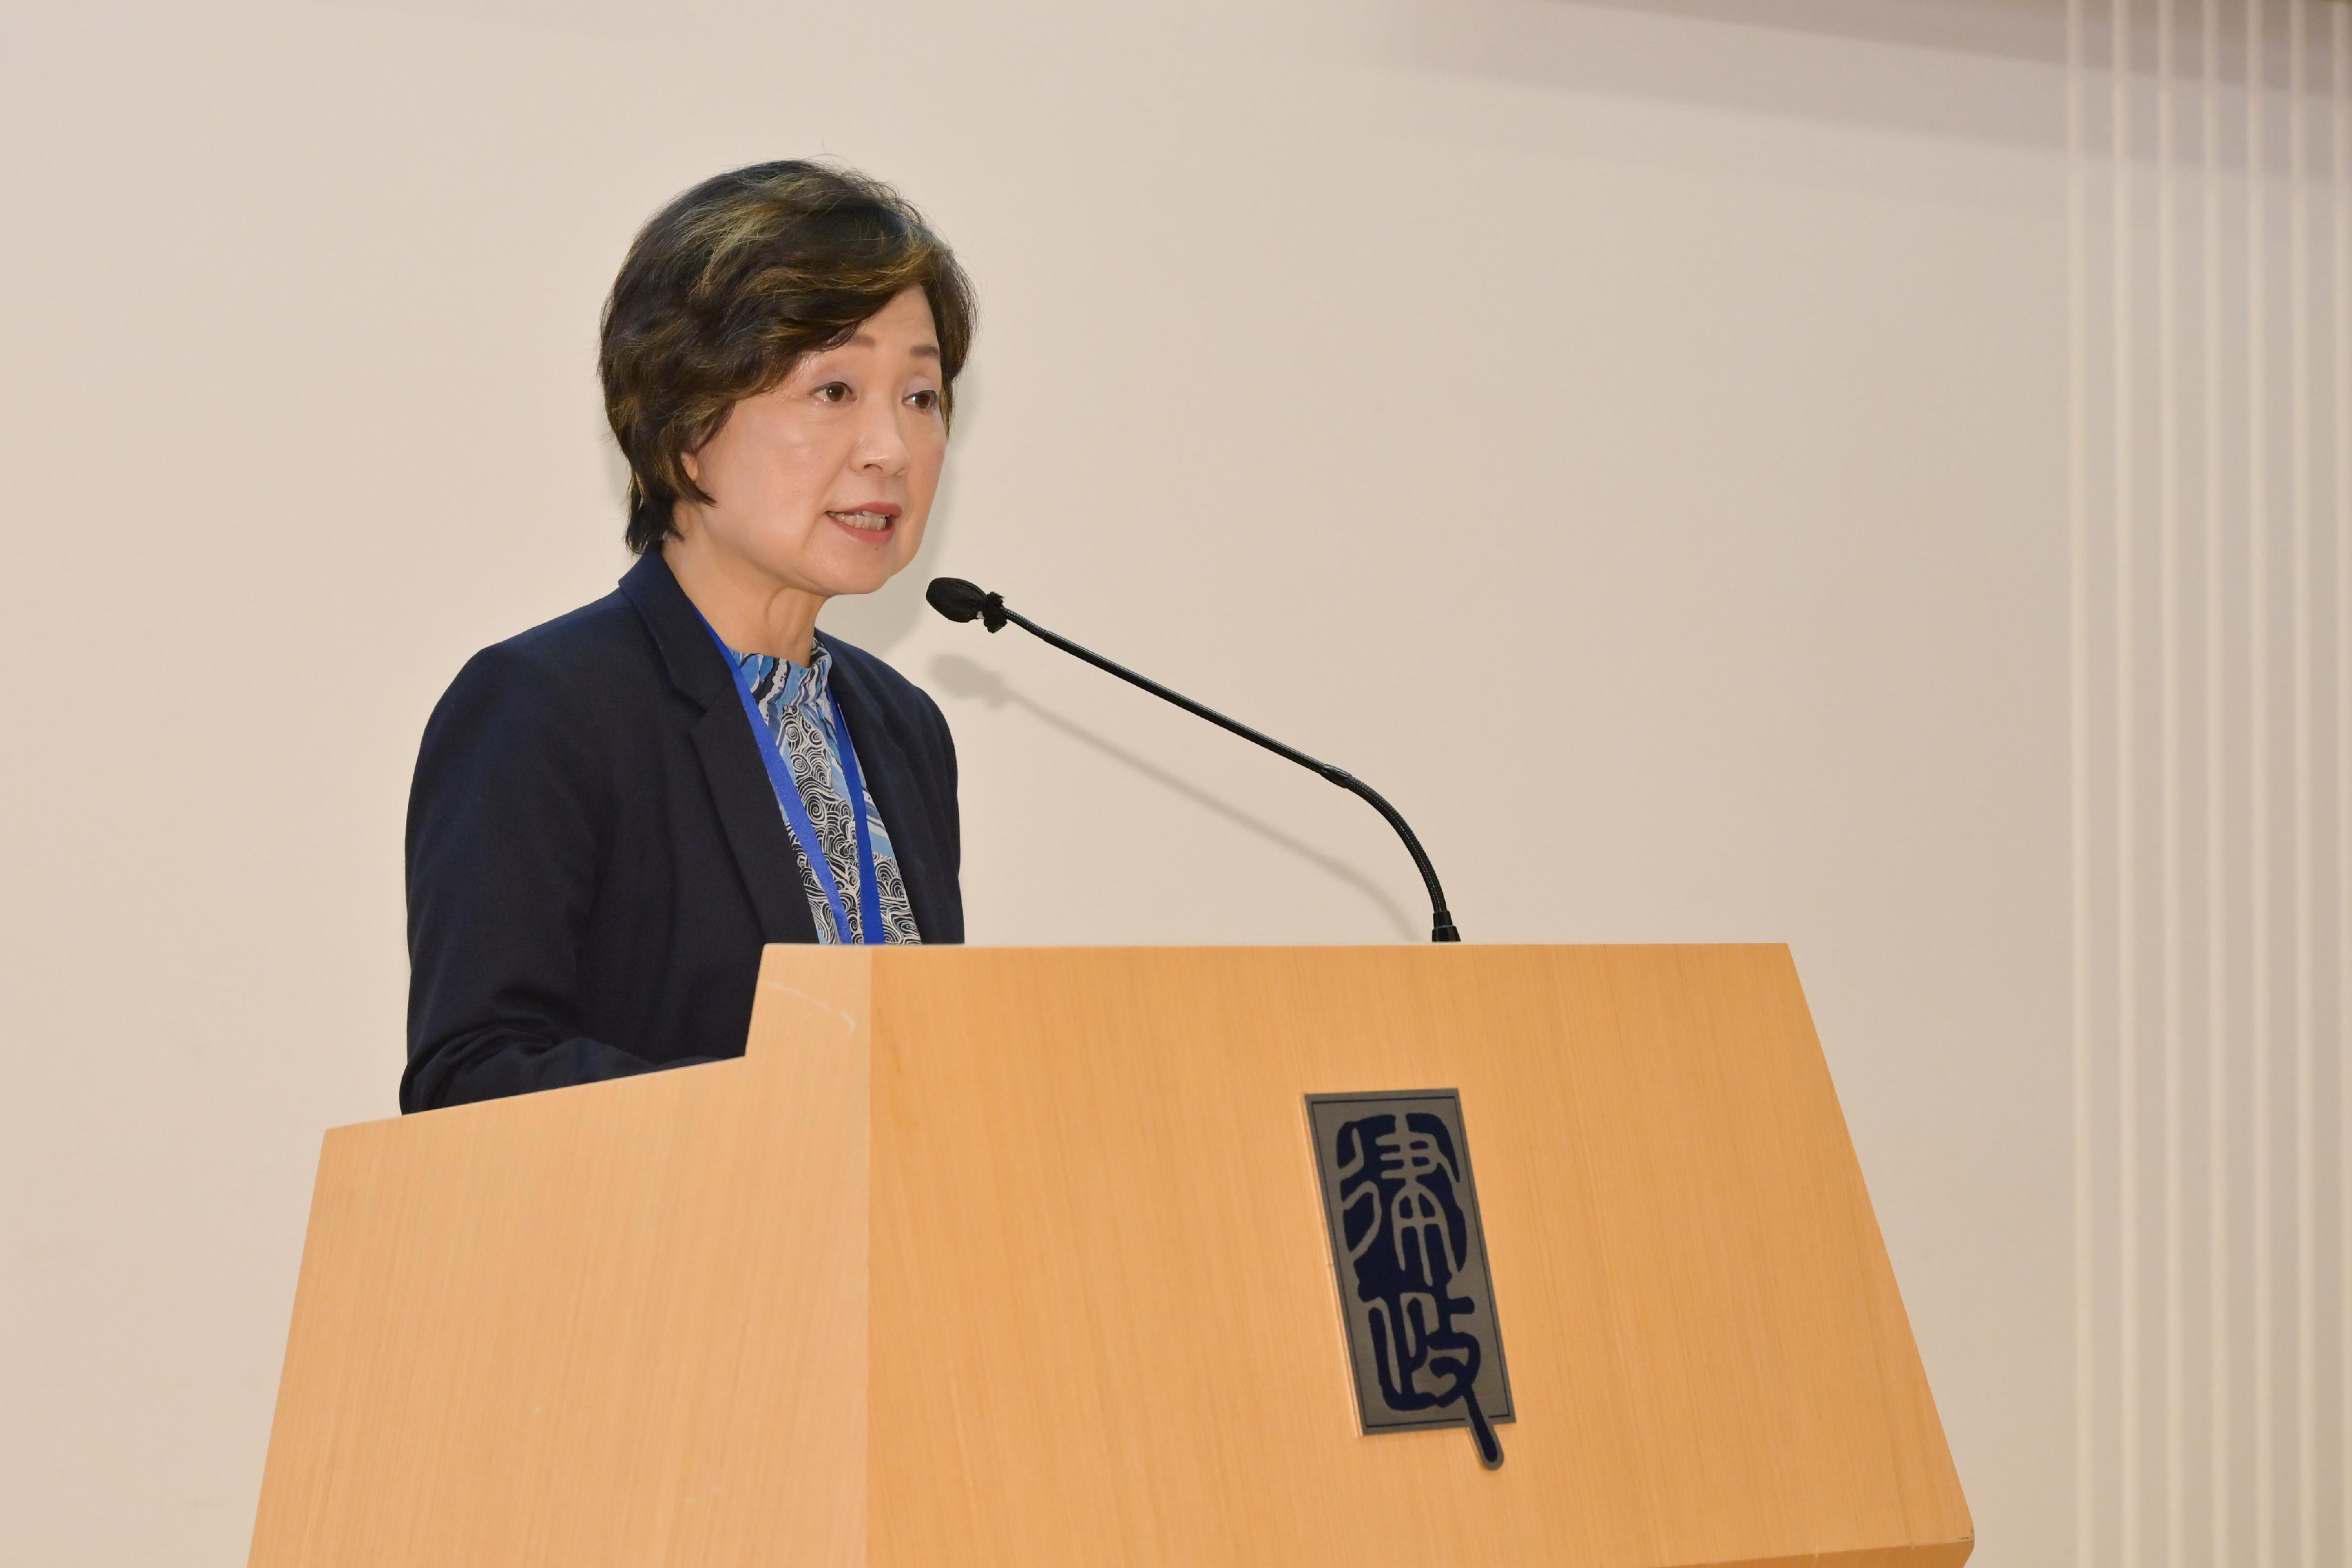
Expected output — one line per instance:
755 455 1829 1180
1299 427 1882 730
617 550 734 713
619 551 817 944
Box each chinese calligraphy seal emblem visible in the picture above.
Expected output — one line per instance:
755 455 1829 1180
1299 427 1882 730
1305 1089 1513 1469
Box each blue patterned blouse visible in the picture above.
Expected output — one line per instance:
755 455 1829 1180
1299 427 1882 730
715 636 922 944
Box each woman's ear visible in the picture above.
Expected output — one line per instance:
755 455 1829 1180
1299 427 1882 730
681 450 700 486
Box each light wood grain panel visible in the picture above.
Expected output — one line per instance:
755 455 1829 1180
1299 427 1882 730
247 951 871 1568
854 944 1970 1567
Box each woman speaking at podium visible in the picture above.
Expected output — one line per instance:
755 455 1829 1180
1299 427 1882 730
400 162 974 1112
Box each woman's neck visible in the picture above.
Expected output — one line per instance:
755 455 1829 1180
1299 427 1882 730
662 533 825 666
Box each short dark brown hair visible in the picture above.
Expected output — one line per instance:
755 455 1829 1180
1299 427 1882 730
600 160 977 554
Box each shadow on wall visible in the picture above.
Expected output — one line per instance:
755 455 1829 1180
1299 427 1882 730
1370 0 2070 144
926 653 1422 941
1556 0 2066 58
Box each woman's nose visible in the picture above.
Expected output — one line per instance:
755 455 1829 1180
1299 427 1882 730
854 399 913 474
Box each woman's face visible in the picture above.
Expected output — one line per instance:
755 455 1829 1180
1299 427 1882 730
674 286 947 601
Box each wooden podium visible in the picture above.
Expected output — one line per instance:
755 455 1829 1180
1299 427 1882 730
248 945 1971 1566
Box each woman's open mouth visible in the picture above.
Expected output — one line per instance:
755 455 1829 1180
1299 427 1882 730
826 507 898 540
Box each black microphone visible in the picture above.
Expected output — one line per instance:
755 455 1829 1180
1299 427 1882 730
926 576 1461 942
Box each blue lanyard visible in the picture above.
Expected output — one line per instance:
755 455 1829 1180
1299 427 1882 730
700 618 884 944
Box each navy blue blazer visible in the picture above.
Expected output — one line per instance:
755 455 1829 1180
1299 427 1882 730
402 552 962 1112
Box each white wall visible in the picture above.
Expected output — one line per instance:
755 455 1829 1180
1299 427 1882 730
0 1 2341 1562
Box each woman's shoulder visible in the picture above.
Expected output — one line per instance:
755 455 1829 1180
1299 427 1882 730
430 586 664 736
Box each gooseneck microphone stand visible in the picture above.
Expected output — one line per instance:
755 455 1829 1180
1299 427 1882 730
926 577 1461 943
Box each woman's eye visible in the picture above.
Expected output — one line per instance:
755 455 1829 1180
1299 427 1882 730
907 389 939 412
814 381 851 404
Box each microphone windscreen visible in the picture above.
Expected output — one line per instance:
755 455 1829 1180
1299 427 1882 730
926 577 991 623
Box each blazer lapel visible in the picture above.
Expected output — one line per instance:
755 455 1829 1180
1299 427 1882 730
620 554 817 945
690 706 819 944
823 636 953 942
